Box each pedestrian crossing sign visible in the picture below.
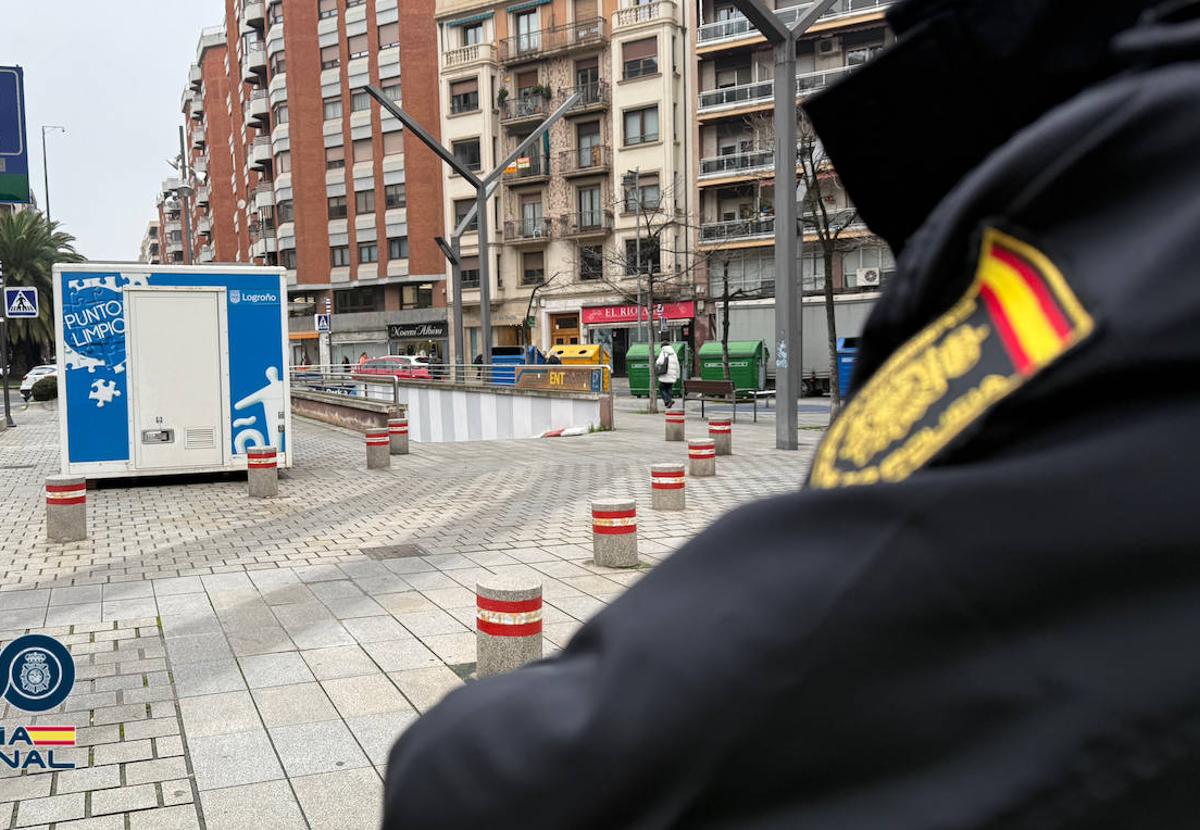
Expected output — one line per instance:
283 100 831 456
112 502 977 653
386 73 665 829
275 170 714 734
314 313 331 333
4 286 37 318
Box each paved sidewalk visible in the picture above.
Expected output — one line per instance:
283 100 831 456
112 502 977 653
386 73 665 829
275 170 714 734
0 399 820 829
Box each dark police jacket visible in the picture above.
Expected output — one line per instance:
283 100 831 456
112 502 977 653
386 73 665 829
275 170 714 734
384 2 1200 827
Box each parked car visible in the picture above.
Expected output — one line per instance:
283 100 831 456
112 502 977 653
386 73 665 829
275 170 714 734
354 355 432 380
20 364 56 401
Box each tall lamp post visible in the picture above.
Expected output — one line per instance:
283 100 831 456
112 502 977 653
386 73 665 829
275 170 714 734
40 125 65 224
727 0 839 450
363 86 579 367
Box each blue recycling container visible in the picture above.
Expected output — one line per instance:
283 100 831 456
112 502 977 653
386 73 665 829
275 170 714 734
836 337 859 398
491 346 544 385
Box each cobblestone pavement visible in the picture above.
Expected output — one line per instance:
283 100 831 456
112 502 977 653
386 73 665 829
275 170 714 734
0 397 822 829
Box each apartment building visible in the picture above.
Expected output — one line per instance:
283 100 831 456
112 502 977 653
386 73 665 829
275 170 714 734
150 0 446 366
435 0 696 368
138 221 161 265
694 0 896 306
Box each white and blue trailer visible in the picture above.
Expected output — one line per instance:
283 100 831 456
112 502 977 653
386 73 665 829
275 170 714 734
52 263 292 479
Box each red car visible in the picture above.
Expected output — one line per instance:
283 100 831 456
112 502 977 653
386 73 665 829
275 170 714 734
355 355 432 380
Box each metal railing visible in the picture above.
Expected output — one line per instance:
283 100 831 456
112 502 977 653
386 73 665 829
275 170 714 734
699 148 775 178
501 152 551 181
499 18 607 63
698 65 858 112
290 363 612 398
697 0 892 44
561 144 612 175
561 210 614 236
700 216 775 242
504 217 555 241
500 94 551 124
558 80 609 110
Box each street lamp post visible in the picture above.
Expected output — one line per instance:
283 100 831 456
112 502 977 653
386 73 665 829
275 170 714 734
363 86 579 367
176 126 193 266
727 0 839 450
40 125 65 224
0 261 14 428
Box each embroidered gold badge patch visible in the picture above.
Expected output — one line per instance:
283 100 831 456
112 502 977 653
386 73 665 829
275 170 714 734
809 228 1094 489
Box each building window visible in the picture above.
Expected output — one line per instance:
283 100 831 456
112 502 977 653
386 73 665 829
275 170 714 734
378 22 399 49
454 199 477 233
449 78 479 114
382 131 404 156
462 23 483 46
625 237 661 275
330 245 350 267
334 285 383 313
622 37 658 79
452 138 482 172
280 249 296 269
624 106 659 146
358 242 378 263
355 190 376 212
269 52 286 76
346 0 365 6
325 145 345 169
580 245 603 281
323 96 342 119
272 102 288 125
353 138 373 163
318 0 338 18
513 9 539 53
268 2 283 24
327 195 347 220
623 173 661 212
380 82 401 101
275 151 292 173
385 183 406 209
460 255 480 287
521 251 545 286
351 90 371 112
320 45 340 69
841 244 896 289
277 199 294 222
388 237 409 259
399 283 434 309
347 34 369 59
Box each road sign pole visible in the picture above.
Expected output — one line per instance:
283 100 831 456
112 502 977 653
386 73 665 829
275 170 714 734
0 262 15 428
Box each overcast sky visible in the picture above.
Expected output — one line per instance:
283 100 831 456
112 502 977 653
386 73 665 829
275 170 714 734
1 0 225 260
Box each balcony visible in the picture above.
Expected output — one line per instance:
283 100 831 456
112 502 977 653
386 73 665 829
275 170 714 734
697 65 858 114
162 177 181 196
443 42 497 69
499 18 607 64
503 217 554 244
198 244 215 263
245 89 270 127
614 0 675 29
559 80 609 114
501 152 551 186
254 181 275 210
698 0 892 46
499 93 551 126
560 145 611 178
249 135 272 170
561 210 614 238
242 0 265 29
243 45 267 82
197 216 212 235
700 216 775 244
191 125 206 149
191 92 205 118
196 185 210 206
166 220 183 234
699 148 774 180
189 64 203 91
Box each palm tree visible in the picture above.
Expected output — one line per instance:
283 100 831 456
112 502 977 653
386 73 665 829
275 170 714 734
0 210 84 371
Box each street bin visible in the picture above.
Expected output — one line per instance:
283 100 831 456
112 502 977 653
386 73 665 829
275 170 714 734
698 340 767 393
627 342 689 399
549 344 610 391
836 337 859 398
491 346 542 385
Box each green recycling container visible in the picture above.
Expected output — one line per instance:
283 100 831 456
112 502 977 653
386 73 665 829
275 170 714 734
698 340 767 392
627 342 690 398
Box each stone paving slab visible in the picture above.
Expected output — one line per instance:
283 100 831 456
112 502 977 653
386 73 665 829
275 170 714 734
0 397 821 828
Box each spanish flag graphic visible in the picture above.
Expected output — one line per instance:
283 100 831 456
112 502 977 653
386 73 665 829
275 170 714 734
25 726 77 746
976 229 1093 375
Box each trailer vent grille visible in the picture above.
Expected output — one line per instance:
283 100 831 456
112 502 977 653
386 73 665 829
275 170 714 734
185 428 216 449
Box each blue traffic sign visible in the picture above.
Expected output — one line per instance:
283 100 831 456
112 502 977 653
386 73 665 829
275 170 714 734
314 313 331 333
0 66 30 204
4 287 38 318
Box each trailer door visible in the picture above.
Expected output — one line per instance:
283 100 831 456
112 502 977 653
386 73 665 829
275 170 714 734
127 288 226 470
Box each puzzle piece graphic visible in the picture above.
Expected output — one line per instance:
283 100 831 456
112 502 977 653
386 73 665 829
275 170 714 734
123 273 150 288
67 276 120 293
63 345 105 373
88 379 121 408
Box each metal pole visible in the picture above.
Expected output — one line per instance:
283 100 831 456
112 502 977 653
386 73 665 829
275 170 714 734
476 187 493 367
0 261 14 427
773 34 799 450
41 128 51 224
177 126 193 266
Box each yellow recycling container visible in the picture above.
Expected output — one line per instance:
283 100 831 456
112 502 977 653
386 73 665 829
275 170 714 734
548 345 611 392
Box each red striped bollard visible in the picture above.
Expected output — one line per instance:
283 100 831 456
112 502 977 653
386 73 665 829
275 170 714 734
688 439 716 478
650 463 686 511
388 418 409 455
709 417 732 456
46 476 87 543
247 446 278 498
591 498 638 568
665 408 685 442
476 575 543 678
365 428 390 469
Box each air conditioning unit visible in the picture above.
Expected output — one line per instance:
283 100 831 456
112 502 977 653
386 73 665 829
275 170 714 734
817 36 841 57
857 267 881 287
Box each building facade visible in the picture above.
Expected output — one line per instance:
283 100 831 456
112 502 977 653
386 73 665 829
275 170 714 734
147 0 447 367
138 220 161 264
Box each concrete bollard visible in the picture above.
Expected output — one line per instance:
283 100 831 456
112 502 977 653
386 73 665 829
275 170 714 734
665 408 685 442
388 418 409 455
46 476 87 543
709 417 732 456
591 498 638 568
688 439 717 478
476 575 543 678
650 463 686 511
247 446 279 498
365 428 390 470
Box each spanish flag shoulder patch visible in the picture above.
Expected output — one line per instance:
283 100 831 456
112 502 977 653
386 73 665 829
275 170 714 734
810 227 1094 489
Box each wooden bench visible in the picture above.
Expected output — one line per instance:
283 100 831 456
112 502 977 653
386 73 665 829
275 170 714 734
679 379 751 423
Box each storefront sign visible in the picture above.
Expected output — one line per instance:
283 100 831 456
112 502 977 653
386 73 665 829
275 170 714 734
387 321 447 340
514 366 603 393
581 301 695 326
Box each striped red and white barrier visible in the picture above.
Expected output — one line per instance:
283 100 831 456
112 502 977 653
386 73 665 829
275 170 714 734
388 419 408 436
45 482 86 507
651 468 685 490
688 441 716 459
365 429 390 447
246 448 277 469
708 418 732 434
592 506 637 535
476 594 543 638
665 410 685 424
